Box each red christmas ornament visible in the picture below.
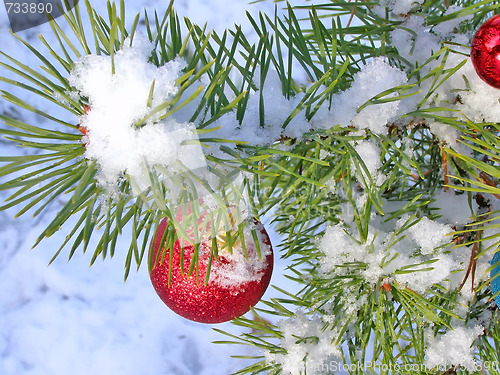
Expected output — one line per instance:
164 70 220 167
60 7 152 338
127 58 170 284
149 217 273 323
471 14 500 89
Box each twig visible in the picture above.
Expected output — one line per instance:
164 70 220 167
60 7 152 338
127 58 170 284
346 0 359 30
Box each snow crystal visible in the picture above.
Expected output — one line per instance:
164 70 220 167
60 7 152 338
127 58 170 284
424 326 483 371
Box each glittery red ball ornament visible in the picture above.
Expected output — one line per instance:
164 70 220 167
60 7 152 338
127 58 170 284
471 14 500 89
149 217 273 323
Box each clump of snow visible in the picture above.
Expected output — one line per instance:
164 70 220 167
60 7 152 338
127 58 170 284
430 190 476 226
424 326 483 371
324 177 336 193
265 311 341 375
211 220 272 288
340 292 369 317
209 69 309 147
390 14 441 71
390 0 421 15
353 139 386 186
318 215 459 293
312 57 408 134
395 253 457 292
389 0 424 15
455 60 500 123
432 6 473 38
372 0 424 18
428 120 461 149
319 224 385 283
68 33 202 194
403 215 453 254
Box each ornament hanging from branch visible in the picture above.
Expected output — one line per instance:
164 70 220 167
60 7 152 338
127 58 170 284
149 214 273 324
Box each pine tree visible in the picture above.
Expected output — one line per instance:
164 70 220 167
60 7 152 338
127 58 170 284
1 0 500 374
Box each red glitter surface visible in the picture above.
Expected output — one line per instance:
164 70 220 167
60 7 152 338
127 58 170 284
471 14 500 89
149 218 273 323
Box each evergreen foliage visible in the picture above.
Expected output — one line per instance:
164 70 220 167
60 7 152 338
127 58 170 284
1 0 500 373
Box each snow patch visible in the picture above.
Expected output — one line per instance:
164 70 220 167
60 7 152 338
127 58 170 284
68 33 202 194
425 326 483 371
211 221 272 288
312 58 408 134
266 311 341 375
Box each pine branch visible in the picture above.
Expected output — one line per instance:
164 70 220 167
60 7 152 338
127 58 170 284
3 0 500 373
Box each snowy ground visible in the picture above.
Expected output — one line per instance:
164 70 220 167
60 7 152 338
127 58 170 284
0 1 297 374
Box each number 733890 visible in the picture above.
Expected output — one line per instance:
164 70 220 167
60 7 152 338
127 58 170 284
5 2 53 14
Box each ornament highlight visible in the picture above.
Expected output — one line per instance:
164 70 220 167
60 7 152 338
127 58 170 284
471 14 500 89
149 217 273 323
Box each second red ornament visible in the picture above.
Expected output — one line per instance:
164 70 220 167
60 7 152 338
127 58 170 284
471 14 500 89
